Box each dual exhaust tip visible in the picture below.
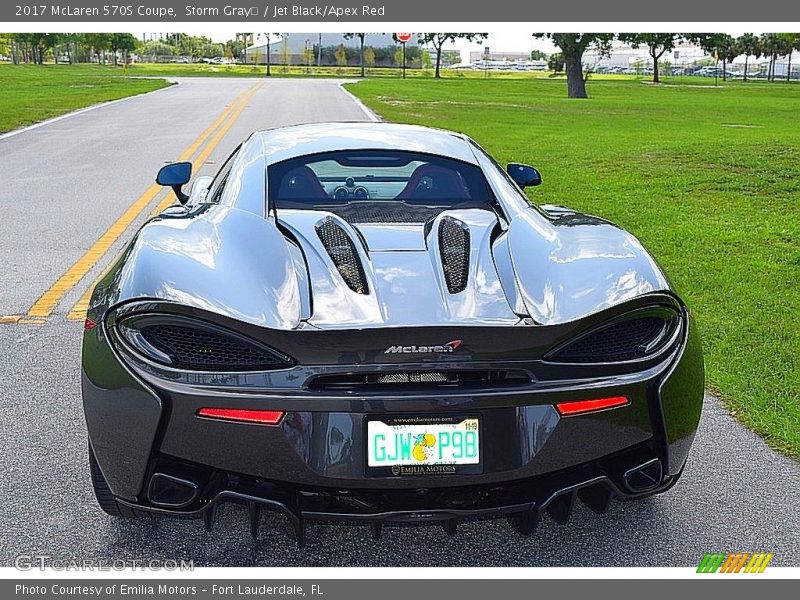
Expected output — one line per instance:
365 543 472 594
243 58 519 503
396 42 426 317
146 457 664 510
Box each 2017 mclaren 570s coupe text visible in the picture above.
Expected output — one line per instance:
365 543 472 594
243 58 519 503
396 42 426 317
82 123 703 544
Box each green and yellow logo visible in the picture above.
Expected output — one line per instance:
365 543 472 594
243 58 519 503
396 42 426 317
412 433 436 461
697 552 773 573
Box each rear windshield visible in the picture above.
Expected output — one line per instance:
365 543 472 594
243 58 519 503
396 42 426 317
268 151 493 216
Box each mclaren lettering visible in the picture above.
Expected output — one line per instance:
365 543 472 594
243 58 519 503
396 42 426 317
384 340 462 354
50 5 99 16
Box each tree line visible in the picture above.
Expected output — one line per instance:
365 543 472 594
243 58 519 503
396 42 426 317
0 32 481 76
537 33 800 98
1 33 238 65
3 31 797 97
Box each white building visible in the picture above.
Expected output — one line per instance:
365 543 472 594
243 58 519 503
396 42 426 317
583 41 708 69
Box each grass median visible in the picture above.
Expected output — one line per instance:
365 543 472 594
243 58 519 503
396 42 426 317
0 64 170 133
348 77 800 458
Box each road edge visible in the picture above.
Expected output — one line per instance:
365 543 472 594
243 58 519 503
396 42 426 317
338 81 381 122
0 79 179 142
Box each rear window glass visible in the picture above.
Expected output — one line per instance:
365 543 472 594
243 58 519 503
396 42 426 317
268 151 493 209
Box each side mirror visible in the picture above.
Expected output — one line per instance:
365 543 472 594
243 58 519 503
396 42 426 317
156 161 192 204
507 163 542 188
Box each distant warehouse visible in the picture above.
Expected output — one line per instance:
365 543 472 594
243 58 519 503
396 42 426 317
245 33 423 68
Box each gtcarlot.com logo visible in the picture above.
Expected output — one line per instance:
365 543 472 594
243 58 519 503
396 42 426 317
14 555 194 571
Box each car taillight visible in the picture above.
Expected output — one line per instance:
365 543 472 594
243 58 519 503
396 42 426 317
196 408 285 425
115 314 293 372
556 396 629 416
545 306 681 364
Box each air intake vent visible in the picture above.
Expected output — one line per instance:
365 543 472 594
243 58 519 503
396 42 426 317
316 217 369 294
308 369 530 392
547 315 677 363
438 217 470 294
136 323 289 371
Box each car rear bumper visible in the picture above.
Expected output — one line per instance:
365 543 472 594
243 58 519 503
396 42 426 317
115 441 677 545
82 300 704 533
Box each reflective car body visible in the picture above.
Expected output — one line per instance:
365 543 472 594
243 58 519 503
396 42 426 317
82 123 703 543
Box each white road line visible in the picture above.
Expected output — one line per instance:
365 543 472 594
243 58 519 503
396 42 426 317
338 81 381 122
0 79 180 142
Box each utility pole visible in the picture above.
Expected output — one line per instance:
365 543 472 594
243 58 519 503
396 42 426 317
263 33 271 76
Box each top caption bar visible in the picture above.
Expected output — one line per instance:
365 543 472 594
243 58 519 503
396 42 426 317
4 0 800 22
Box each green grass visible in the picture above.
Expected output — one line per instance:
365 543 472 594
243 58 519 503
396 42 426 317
348 77 800 458
0 64 169 132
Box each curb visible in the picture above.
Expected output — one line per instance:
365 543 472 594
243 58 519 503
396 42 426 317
338 81 381 122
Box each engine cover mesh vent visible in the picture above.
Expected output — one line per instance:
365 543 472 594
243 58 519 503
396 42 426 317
139 324 287 371
548 316 671 363
316 217 369 294
438 217 470 294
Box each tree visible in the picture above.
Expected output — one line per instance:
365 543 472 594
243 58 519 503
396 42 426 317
533 34 614 98
140 40 174 62
420 49 432 70
393 45 403 69
417 33 487 78
716 35 737 80
547 52 564 73
343 33 366 77
224 35 249 62
692 33 737 80
14 33 58 64
280 35 291 72
334 43 348 69
530 49 548 60
256 33 280 76
301 44 315 71
619 34 682 83
364 46 376 73
759 33 785 81
780 33 800 82
110 33 136 66
84 33 112 64
0 34 11 61
736 33 760 81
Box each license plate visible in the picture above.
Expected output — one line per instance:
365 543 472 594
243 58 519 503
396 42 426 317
367 417 480 468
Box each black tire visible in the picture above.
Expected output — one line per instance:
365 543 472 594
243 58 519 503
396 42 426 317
89 443 140 518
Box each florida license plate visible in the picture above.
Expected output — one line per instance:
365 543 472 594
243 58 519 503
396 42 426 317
367 417 480 474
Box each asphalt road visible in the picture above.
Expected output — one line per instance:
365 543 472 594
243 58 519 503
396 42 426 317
0 78 797 567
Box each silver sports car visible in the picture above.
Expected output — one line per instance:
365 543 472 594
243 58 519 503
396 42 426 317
82 122 704 544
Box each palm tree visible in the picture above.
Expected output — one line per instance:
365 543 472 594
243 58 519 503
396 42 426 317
736 33 759 81
783 33 800 82
760 33 784 81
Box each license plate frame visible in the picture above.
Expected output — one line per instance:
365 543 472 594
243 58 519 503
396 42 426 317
364 415 483 477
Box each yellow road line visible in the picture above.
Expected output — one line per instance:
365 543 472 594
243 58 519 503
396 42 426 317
28 82 261 320
65 264 112 321
0 315 46 325
150 82 262 215
65 82 263 322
